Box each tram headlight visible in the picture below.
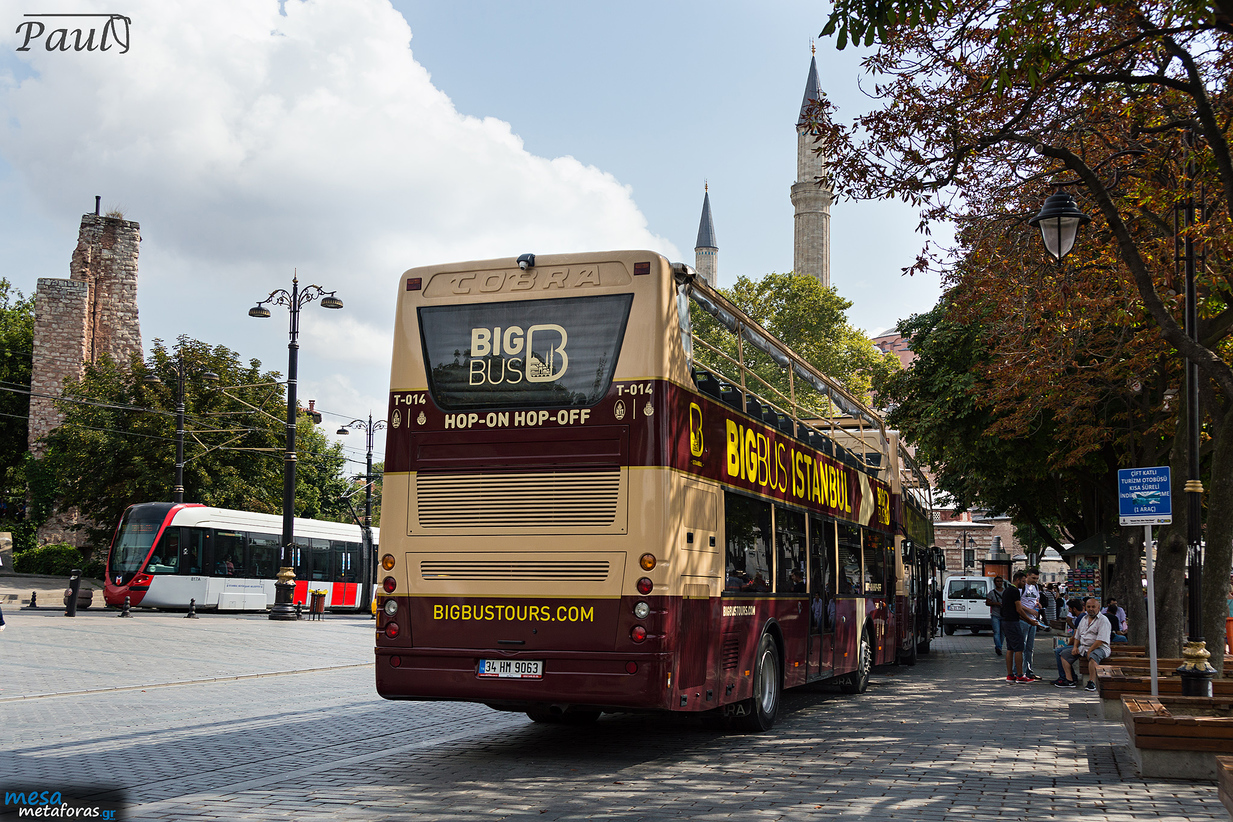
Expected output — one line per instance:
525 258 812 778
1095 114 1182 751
639 553 656 571
636 577 654 595
382 576 397 593
633 601 650 619
384 599 398 616
381 554 396 571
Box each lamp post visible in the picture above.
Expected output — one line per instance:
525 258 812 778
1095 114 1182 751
249 274 343 621
144 347 218 504
1176 130 1217 696
337 414 386 612
1028 190 1091 264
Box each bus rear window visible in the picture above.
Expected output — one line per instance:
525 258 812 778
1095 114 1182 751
418 294 633 411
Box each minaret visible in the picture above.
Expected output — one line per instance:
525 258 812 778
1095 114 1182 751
790 48 833 287
694 184 718 287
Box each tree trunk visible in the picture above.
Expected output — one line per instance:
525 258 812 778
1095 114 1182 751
1202 409 1233 676
1117 526 1149 646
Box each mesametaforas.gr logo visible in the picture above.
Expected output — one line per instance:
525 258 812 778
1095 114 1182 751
14 13 130 53
4 791 118 819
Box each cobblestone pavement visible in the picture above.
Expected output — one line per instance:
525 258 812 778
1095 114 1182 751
0 609 1220 821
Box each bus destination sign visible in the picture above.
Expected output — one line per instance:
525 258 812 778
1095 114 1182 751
1117 466 1171 526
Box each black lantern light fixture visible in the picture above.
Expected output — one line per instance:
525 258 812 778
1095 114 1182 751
1029 190 1091 263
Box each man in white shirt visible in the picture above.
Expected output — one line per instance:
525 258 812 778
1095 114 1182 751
1020 568 1046 679
1056 598 1112 690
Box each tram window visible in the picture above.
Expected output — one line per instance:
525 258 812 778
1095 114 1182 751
863 531 886 595
836 524 862 595
775 507 806 594
293 536 311 580
147 528 181 574
723 491 772 594
247 532 279 579
183 528 206 575
213 532 243 576
309 538 331 581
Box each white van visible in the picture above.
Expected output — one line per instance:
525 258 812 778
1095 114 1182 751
942 575 992 635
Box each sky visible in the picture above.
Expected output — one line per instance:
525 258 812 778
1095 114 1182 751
0 0 944 469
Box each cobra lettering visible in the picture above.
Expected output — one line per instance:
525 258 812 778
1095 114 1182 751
432 603 595 623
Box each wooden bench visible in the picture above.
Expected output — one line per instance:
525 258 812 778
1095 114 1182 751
1123 695 1233 780
1095 666 1233 720
1218 756 1233 820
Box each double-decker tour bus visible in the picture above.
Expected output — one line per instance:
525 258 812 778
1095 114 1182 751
103 503 378 612
375 250 924 730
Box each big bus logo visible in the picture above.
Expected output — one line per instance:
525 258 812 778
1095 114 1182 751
470 324 569 385
689 403 704 457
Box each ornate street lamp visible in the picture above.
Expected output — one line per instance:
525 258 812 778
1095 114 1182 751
1029 190 1091 263
337 414 386 612
144 348 218 504
249 274 343 621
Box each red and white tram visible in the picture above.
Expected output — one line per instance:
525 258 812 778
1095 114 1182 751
103 502 378 612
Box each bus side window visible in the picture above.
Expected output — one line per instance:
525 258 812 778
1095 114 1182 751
836 524 862 595
863 531 885 595
774 506 806 594
723 491 772 594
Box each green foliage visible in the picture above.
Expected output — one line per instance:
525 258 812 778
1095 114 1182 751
14 542 84 576
691 272 898 415
0 279 34 521
32 336 354 544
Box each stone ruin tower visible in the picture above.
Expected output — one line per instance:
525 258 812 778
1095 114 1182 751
27 206 142 545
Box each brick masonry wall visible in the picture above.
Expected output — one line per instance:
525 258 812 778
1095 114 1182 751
27 214 142 548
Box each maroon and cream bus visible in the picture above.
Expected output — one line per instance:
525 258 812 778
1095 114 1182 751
375 251 928 730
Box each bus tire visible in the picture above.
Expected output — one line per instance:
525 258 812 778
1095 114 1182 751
733 633 782 732
899 635 917 666
840 633 872 694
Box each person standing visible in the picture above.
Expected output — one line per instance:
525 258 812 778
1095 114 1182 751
1042 584 1059 623
986 576 1008 656
1020 567 1045 679
1001 570 1033 682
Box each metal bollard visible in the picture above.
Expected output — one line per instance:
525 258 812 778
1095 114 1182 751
294 601 303 620
65 569 81 617
118 595 131 617
186 598 198 619
28 591 37 609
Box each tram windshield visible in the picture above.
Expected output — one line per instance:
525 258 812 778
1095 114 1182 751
109 503 174 575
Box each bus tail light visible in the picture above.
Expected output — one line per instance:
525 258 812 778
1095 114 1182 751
386 621 400 639
382 576 396 593
384 599 398 616
625 661 639 674
639 553 656 571
636 578 653 595
630 626 647 643
382 554 396 571
633 601 650 619
390 656 402 667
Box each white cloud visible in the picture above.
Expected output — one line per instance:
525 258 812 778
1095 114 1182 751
1 0 678 425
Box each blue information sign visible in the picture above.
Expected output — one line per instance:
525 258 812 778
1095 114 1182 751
1118 467 1172 526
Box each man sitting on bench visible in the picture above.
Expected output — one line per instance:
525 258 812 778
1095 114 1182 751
1055 598 1112 691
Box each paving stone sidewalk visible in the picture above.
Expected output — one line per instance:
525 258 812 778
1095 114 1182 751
0 609 1221 821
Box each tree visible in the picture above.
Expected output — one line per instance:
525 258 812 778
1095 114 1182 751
692 272 899 416
0 279 34 527
34 336 350 548
810 0 1233 662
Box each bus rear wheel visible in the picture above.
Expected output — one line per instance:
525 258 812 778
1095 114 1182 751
840 633 872 694
733 633 781 732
